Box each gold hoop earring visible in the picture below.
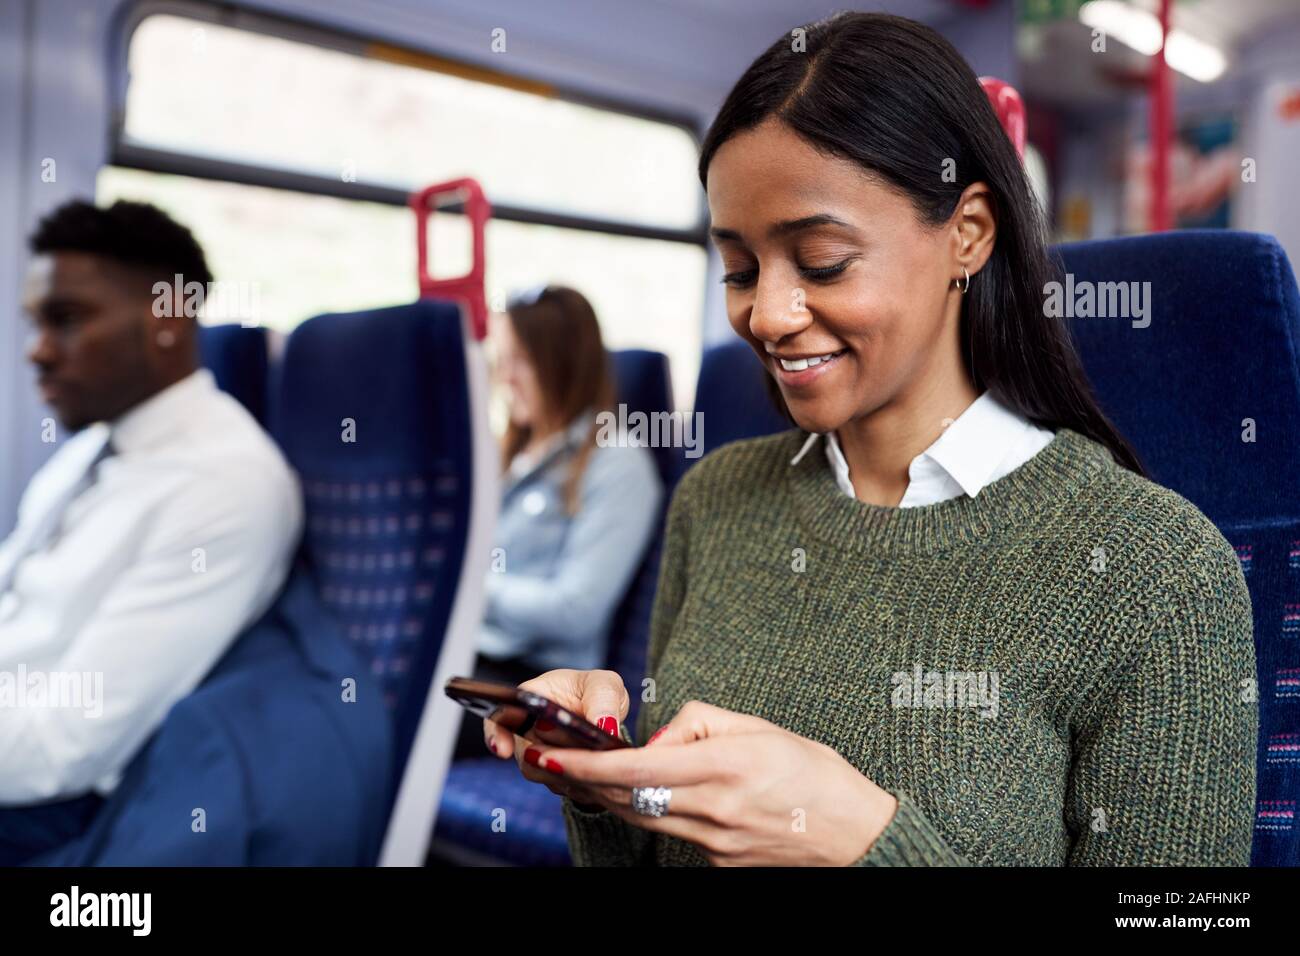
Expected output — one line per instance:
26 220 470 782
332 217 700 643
956 266 970 294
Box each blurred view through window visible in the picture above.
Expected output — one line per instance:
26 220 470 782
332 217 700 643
101 13 707 406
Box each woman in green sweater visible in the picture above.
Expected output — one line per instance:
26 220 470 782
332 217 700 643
480 12 1258 866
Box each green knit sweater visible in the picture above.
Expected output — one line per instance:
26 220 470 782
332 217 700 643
562 428 1258 866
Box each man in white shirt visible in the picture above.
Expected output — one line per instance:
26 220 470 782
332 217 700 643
0 200 301 862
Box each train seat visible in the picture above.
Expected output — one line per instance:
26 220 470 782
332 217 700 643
608 348 682 488
692 339 790 460
431 348 676 866
274 299 496 865
1058 230 1300 867
197 323 271 426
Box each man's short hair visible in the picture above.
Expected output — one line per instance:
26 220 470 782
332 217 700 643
29 199 213 290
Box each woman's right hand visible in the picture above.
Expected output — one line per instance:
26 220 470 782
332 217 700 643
484 668 629 806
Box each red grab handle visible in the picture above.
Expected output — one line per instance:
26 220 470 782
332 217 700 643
978 77 1026 161
411 177 492 340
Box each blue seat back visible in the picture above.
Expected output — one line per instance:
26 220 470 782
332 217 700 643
272 300 472 790
1058 230 1300 866
609 348 681 487
693 340 789 459
607 340 787 726
198 324 270 425
603 349 676 730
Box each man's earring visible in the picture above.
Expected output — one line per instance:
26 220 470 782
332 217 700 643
157 328 176 348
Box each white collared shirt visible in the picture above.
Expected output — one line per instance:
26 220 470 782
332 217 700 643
791 391 1055 506
0 369 302 804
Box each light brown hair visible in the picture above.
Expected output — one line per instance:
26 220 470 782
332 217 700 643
501 286 615 514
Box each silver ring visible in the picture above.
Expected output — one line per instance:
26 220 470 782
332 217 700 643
631 786 672 818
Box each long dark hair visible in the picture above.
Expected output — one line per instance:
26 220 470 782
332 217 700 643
501 286 616 514
698 12 1144 474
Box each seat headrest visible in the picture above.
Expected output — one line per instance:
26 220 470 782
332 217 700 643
273 300 468 474
610 349 678 485
694 340 790 456
1057 230 1300 525
198 324 269 424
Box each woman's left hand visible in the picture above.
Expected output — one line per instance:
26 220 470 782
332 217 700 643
535 700 899 866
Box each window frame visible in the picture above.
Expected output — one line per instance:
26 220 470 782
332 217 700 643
106 0 711 248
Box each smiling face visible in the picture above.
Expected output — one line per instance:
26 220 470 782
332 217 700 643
706 119 975 437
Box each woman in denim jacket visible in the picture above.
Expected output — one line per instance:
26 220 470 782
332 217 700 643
454 287 662 759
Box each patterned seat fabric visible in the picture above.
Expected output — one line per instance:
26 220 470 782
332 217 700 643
273 300 472 791
1227 524 1300 853
436 758 572 866
1058 231 1300 866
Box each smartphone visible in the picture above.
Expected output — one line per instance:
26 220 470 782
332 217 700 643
445 677 630 751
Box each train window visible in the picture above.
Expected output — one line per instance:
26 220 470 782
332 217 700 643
97 166 417 327
109 11 708 407
120 14 702 230
97 166 705 405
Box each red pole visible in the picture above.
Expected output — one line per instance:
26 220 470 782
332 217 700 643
1149 0 1173 231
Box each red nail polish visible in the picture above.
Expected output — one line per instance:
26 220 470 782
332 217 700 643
597 716 618 736
542 756 565 775
536 717 556 732
524 746 542 767
646 727 666 746
485 736 498 756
